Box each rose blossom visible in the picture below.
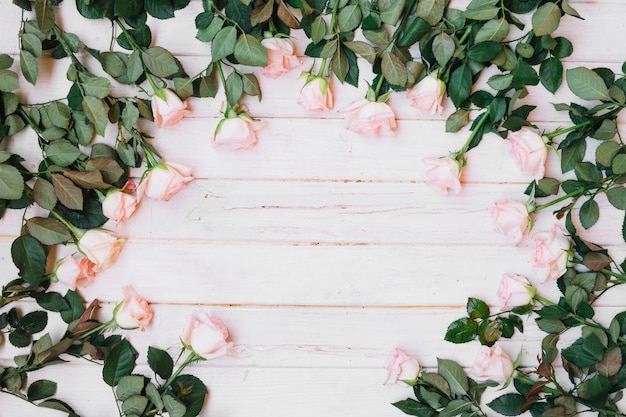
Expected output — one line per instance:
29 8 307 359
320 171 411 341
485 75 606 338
297 74 334 111
77 229 123 272
114 285 154 331
407 74 446 115
468 345 514 382
54 254 96 289
213 111 265 150
180 311 233 359
151 88 190 128
505 128 548 180
488 198 532 245
496 273 536 311
384 348 421 385
344 100 397 137
532 224 571 282
421 156 462 195
261 37 301 79
137 162 194 201
102 181 139 225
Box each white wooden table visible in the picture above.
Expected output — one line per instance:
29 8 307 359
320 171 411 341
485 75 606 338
1 0 626 415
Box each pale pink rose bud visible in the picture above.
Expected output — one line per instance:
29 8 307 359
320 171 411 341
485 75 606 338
213 112 265 150
114 285 154 331
102 186 139 225
407 74 446 115
384 348 421 385
421 156 462 195
496 273 536 311
261 37 302 79
180 311 233 359
137 162 194 202
297 75 334 111
151 88 190 128
54 254 97 289
344 100 397 137
505 128 548 180
532 225 571 282
488 198 532 245
468 345 514 382
77 229 123 272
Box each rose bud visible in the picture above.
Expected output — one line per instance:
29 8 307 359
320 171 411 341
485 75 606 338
151 88 190 128
137 162 194 202
261 37 301 79
113 285 154 331
496 273 536 311
488 198 532 245
54 254 97 289
384 348 421 385
407 73 446 115
180 311 233 359
532 224 571 282
102 181 139 225
344 99 397 137
214 110 265 150
421 156 462 195
468 345 514 382
505 128 548 180
77 229 124 272
297 74 334 111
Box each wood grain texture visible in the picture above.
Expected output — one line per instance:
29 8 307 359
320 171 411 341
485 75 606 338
2 1 626 416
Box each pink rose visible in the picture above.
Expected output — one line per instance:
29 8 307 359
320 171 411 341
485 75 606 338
496 273 536 311
421 156 462 195
214 112 265 150
468 345 514 382
384 348 420 385
407 74 446 115
77 229 123 272
54 254 96 289
180 311 233 359
488 198 532 245
344 100 397 137
532 225 571 282
151 89 190 128
297 74 334 111
114 285 154 331
505 128 548 180
102 181 139 225
137 162 194 201
261 37 301 79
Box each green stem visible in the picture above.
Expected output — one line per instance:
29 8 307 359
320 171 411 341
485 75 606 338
454 112 490 160
159 351 203 394
76 319 117 340
50 210 84 239
215 61 232 112
531 187 585 213
374 75 385 99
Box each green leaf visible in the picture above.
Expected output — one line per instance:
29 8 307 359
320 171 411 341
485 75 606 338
46 139 82 167
487 73 513 91
392 399 435 417
34 292 69 312
566 67 609 100
11 235 46 286
539 57 562 94
338 4 361 32
579 199 599 229
47 102 72 129
225 71 243 106
467 41 502 62
163 393 187 417
122 395 149 415
145 383 164 411
126 50 144 83
145 0 175 19
535 318 566 333
51 173 83 210
437 358 468 395
475 18 509 43
63 170 111 189
332 46 349 83
444 318 478 343
607 187 626 210
142 46 180 78
445 109 470 133
26 217 71 245
463 5 499 21
591 119 617 141
34 0 55 32
379 0 406 25
116 376 146 400
532 2 561 36
212 27 237 62
397 17 430 47
467 298 490 319
234 34 268 67
416 0 445 25
196 16 224 43
103 339 137 386
0 69 20 92
82 96 108 137
449 64 471 107
343 41 376 64
60 290 86 323
440 399 471 417
147 347 174 379
562 339 598 367
487 394 525 416
81 76 113 99
20 49 39 85
170 374 207 417
27 380 57 401
310 15 327 44
432 32 455 66
0 54 14 69
0 164 24 200
21 310 47 333
381 51 407 87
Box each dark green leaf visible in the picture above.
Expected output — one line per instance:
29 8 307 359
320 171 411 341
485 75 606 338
11 235 46 286
467 298 489 319
212 27 237 62
142 46 180 78
579 199 599 229
27 380 57 401
170 374 208 417
437 358 468 395
449 64 471 107
488 394 525 416
21 310 48 334
392 399 435 417
444 318 478 343
539 57 562 94
103 339 137 386
147 346 174 379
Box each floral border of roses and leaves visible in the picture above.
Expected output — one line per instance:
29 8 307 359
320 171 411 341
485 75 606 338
2 0 626 416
